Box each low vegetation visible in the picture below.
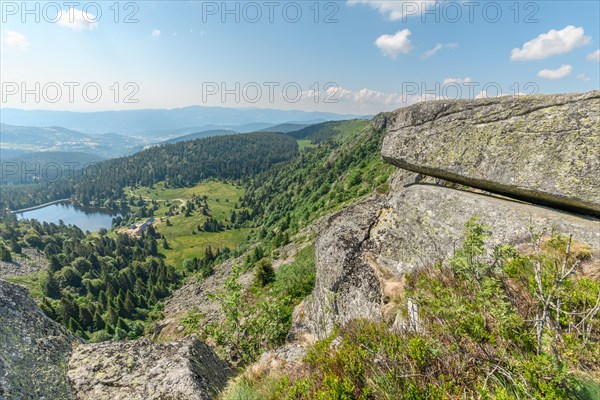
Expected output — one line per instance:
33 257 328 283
0 215 178 341
222 219 600 399
181 245 316 365
0 120 389 343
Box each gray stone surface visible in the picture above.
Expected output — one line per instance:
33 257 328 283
68 337 232 400
302 183 600 339
0 279 76 400
0 248 48 279
381 91 600 216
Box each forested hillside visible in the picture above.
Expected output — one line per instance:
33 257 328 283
0 215 179 341
1 132 298 211
241 119 393 238
0 118 392 343
1 152 105 185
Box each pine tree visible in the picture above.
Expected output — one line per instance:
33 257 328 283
78 306 94 330
68 317 83 333
124 290 136 317
41 270 61 299
0 245 12 262
93 312 106 331
10 238 22 254
253 259 275 287
105 306 118 326
116 317 128 332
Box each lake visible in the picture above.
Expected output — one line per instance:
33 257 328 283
16 201 121 232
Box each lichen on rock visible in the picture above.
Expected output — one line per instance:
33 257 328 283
0 279 77 400
67 337 232 400
382 91 600 216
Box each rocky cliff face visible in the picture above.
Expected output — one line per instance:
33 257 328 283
0 279 76 400
299 91 600 340
0 278 232 400
382 91 600 216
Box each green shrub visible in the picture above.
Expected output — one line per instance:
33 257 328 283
206 246 316 366
253 259 275 287
227 220 599 399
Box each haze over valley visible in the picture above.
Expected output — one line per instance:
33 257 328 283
1 2 598 399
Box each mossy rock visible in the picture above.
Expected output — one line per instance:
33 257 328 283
382 91 600 216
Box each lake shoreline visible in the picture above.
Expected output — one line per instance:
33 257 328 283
14 200 123 232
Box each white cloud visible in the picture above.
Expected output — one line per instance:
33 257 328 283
576 73 591 81
4 30 29 49
332 87 404 106
511 26 591 61
151 29 161 38
422 43 459 59
347 0 437 21
57 8 98 31
422 44 443 59
537 64 573 80
375 29 413 58
442 77 472 85
303 86 438 111
587 49 600 62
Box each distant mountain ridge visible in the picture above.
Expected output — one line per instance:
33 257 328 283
1 106 369 136
159 129 237 145
158 122 314 146
0 123 143 158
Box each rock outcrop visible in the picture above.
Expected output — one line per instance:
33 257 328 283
300 92 600 340
68 338 232 400
0 279 77 400
302 177 600 339
382 91 600 216
0 248 48 279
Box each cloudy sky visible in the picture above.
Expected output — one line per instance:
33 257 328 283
1 0 599 113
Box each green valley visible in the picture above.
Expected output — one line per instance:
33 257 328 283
126 181 251 268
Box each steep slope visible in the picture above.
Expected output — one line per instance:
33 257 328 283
0 279 77 400
222 92 600 399
157 119 394 344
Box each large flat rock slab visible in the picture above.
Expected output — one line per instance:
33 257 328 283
68 338 232 400
302 183 600 339
381 91 600 216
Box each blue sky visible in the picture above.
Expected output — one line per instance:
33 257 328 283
1 0 599 113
